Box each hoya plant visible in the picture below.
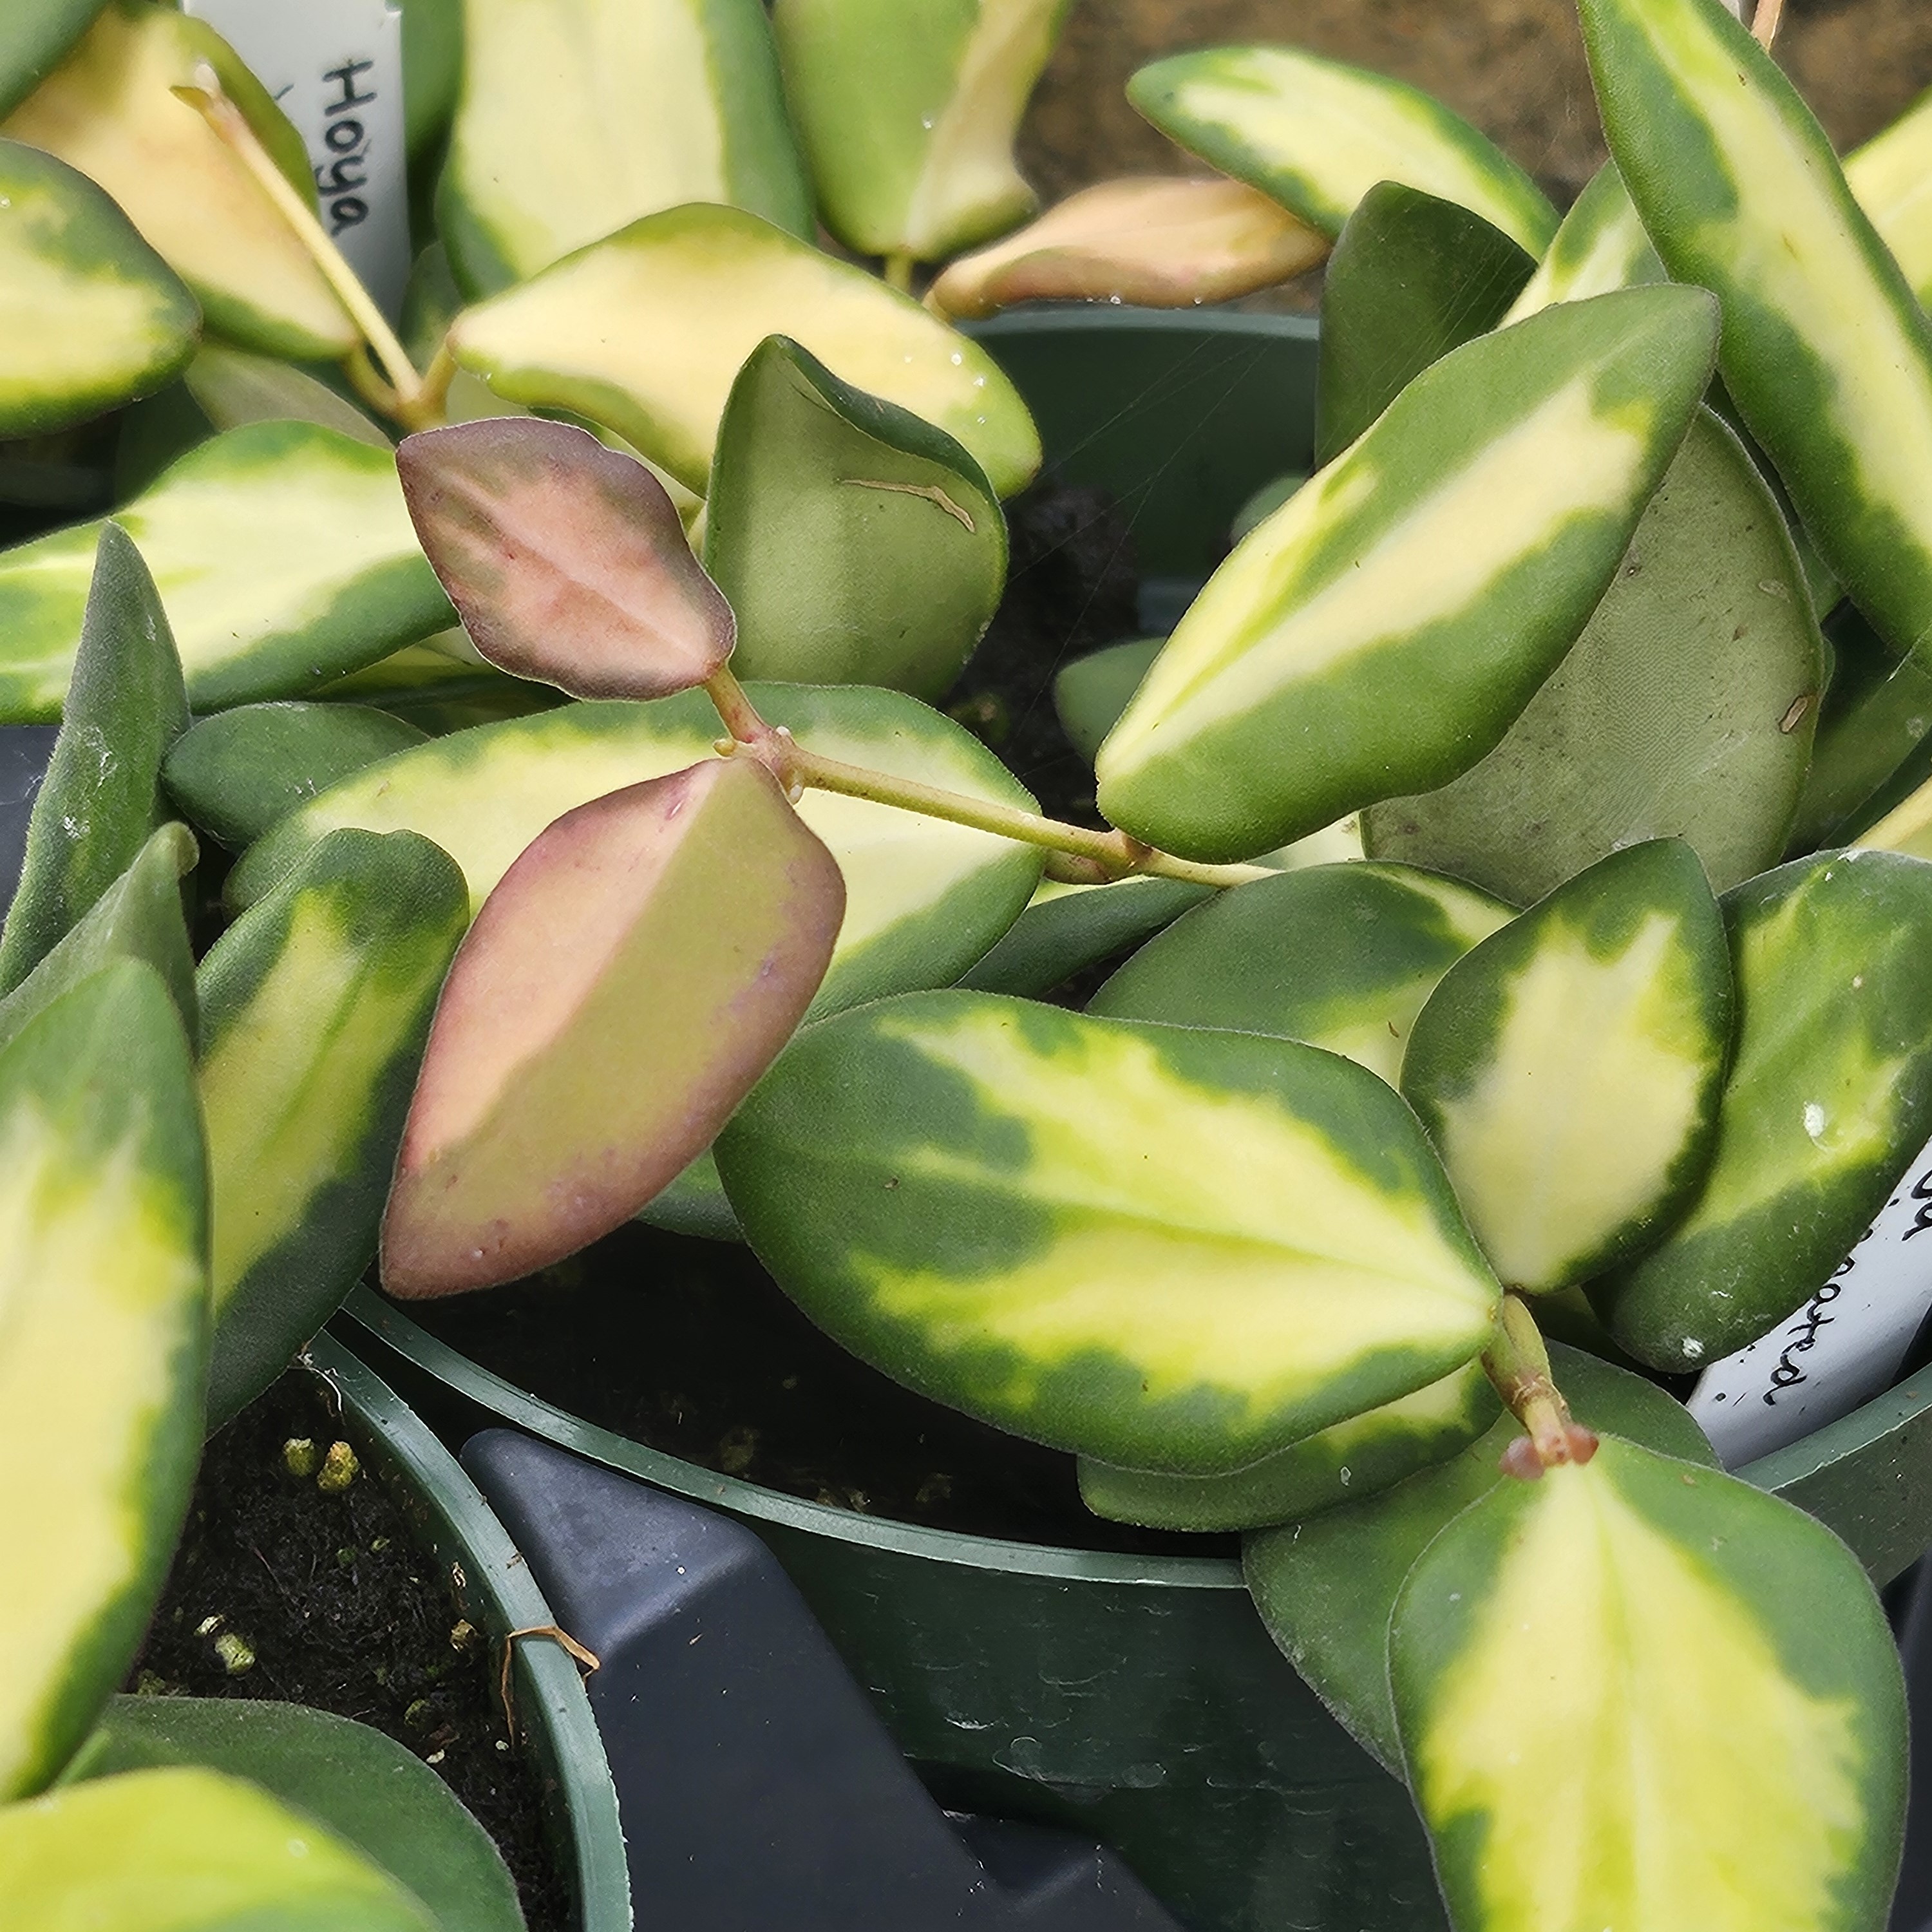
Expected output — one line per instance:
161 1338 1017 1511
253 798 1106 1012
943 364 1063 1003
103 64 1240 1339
9 0 1932 1927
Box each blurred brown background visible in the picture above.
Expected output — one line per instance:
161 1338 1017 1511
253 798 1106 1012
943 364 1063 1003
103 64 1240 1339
1019 0 1932 211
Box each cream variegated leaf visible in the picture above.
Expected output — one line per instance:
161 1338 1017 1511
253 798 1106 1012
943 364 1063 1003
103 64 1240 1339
1846 90 1932 318
1502 163 1663 323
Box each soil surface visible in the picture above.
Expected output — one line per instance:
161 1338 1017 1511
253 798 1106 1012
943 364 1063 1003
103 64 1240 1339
129 1371 570 1932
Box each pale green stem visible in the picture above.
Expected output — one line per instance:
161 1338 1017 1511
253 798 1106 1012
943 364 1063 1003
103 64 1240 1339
1482 1294 1597 1473
884 251 916 294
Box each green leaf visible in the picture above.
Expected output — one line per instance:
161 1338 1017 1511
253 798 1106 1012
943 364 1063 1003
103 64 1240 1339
1089 862 1512 1086
0 522 186 996
82 1699 523 1932
0 961 205 1799
0 137 197 439
182 341 390 450
1392 1435 1904 1932
717 990 1502 1473
445 202 1041 499
398 416 734 700
1846 86 1932 314
1079 1357 1500 1533
706 335 1006 699
1793 607 1932 849
955 874 1209 999
0 421 457 723
1578 0 1932 665
229 685 1046 1021
164 703 430 851
1361 408 1824 903
1596 848 1932 1371
1094 285 1721 863
3 1 357 359
401 0 462 162
383 757 844 1296
202 829 468 1423
1126 44 1557 252
1052 637 1162 766
1315 181 1533 467
1244 1341 1718 1776
437 0 809 296
0 0 104 119
773 0 1068 263
314 638 563 738
0 1766 439 1930
1402 840 1732 1294
1501 161 1663 323
0 819 196 1055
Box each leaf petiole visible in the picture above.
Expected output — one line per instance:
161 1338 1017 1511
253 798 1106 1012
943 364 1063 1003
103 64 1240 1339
1482 1293 1600 1477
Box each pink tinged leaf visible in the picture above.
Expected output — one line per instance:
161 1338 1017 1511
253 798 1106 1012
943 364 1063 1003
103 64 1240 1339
927 178 1331 321
379 755 844 1297
395 417 735 700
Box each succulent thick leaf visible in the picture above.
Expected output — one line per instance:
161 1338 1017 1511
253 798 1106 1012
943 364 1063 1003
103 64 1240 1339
706 336 1005 698
927 175 1328 320
1403 840 1732 1294
398 418 733 701
1596 849 1932 1371
773 0 1068 263
201 829 468 1422
1126 45 1557 252
0 1766 438 1930
1053 638 1162 766
1315 182 1534 467
716 992 1502 1473
445 203 1040 498
182 341 390 450
438 0 808 296
1090 862 1512 1087
230 685 1045 1020
383 757 843 1296
1094 285 1721 863
0 422 455 723
1244 1342 1717 1775
1393 1435 1904 1932
85 1698 522 1932
315 639 565 739
1363 410 1823 904
3 1 356 359
0 522 186 995
1079 1358 1500 1534
1501 162 1663 324
1846 90 1932 312
957 875 1209 999
1794 609 1932 850
0 961 205 1800
1579 0 1932 666
0 819 195 1055
0 137 197 439
401 0 460 162
0 0 104 120
164 703 430 851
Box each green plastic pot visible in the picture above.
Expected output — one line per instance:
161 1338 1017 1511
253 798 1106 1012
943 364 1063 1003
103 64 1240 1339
307 1332 632 1932
337 309 1932 1932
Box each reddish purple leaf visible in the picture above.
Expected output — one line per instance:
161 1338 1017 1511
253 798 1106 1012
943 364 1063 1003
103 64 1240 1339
379 755 844 1296
395 417 735 699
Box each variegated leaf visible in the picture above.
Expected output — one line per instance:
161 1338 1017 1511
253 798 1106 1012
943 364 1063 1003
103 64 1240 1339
444 203 1039 498
439 0 810 296
1501 162 1663 324
0 422 455 723
1244 1342 1718 1776
1126 44 1557 252
1094 285 1720 862
1402 840 1732 1294
382 757 844 1296
1795 607 1932 851
228 685 1045 1021
1578 0 1932 665
0 0 103 120
1393 1435 1904 1932
0 961 205 1801
1596 849 1932 1371
715 992 1502 1473
1090 862 1511 1087
397 417 734 701
1846 87 1932 315
956 874 1209 1000
1053 638 1163 766
200 829 468 1425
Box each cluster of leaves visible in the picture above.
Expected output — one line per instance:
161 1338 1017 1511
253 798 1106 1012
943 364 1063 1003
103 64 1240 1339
10 0 1932 1927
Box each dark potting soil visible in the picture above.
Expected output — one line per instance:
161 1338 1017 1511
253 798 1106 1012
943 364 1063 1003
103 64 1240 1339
128 1369 571 1932
406 1222 1237 1562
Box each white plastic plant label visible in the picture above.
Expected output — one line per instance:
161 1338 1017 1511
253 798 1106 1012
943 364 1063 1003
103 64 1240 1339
1689 1129 1932 1466
185 0 412 319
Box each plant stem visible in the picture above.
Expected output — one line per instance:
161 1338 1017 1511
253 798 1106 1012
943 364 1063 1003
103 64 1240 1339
1752 0 1785 50
174 66 444 430
884 251 916 294
703 667 1273 889
1482 1294 1598 1477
